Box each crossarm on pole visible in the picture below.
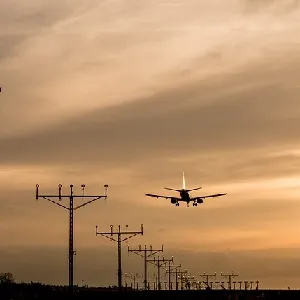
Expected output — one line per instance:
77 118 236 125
97 233 117 242
42 197 69 210
122 233 141 242
74 196 107 210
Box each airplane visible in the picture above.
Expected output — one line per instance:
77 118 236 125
145 172 227 207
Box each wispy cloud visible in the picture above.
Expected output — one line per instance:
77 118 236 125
1 0 300 288
1 0 299 137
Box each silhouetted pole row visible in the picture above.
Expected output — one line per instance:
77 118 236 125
124 272 142 289
177 269 188 290
128 244 164 290
147 256 174 290
36 184 108 293
199 272 217 289
256 280 260 290
166 259 173 290
165 264 181 290
95 224 143 291
221 272 239 290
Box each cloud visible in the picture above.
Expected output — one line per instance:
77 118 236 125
1 0 299 138
1 0 300 288
242 0 299 14
1 51 300 170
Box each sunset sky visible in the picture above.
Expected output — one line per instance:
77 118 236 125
1 0 300 290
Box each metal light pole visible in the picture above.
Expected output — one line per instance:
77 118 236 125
36 183 108 292
128 244 164 290
96 224 143 291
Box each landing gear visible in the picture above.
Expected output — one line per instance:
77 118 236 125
192 202 198 206
176 202 179 206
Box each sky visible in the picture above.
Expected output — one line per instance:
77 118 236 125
1 0 300 290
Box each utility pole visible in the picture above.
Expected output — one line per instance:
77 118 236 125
199 272 217 289
96 224 143 291
36 183 108 293
128 244 164 290
221 272 239 290
147 256 173 290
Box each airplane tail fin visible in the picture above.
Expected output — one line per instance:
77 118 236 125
183 172 202 192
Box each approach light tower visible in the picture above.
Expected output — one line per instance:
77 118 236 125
221 271 239 290
177 269 188 290
147 255 174 290
165 264 181 290
199 272 217 289
96 224 143 291
128 244 164 290
36 184 108 292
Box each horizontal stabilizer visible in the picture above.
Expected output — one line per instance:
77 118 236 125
164 187 181 192
186 187 202 192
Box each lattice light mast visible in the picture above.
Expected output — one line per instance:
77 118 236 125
221 272 239 290
36 183 108 292
96 224 143 291
128 244 164 290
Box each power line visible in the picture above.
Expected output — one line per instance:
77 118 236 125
95 224 143 291
128 244 164 290
147 255 173 290
36 183 108 292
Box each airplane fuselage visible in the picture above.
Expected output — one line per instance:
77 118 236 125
180 190 191 202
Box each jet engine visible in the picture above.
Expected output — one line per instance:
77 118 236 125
197 198 203 204
171 198 177 204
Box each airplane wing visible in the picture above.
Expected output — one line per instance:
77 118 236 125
145 193 181 201
191 193 227 200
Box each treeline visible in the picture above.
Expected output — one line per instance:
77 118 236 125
1 279 300 300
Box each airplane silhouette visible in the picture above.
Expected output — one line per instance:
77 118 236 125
145 172 226 207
